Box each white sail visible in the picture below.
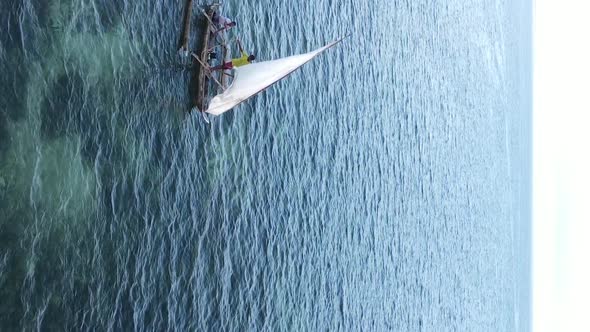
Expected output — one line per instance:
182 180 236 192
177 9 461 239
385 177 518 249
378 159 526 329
205 37 346 116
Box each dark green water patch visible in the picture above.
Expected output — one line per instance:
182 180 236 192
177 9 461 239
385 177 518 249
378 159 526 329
31 0 51 28
0 111 11 155
0 1 23 51
92 0 124 33
40 72 85 140
0 52 28 123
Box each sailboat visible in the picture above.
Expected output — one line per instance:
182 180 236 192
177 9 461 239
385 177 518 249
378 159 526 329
183 3 348 119
201 37 348 117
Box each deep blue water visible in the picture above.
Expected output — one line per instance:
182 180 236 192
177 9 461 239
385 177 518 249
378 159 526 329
0 0 530 330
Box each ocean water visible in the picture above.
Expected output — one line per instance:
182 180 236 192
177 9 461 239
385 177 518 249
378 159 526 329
0 0 530 331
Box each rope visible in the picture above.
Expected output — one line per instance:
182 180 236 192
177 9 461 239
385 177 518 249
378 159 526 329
191 53 226 92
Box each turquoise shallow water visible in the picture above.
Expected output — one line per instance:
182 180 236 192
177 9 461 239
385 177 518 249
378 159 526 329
0 0 529 330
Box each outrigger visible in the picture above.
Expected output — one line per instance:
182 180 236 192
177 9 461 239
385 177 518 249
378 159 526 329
181 2 348 122
177 0 194 57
